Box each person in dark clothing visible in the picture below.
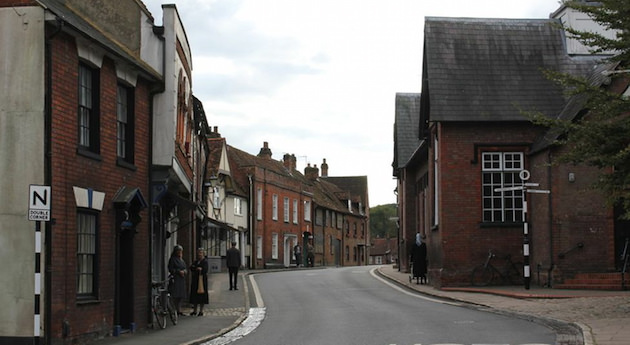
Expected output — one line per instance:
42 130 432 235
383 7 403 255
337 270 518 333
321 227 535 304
410 233 427 284
294 243 302 267
189 248 209 316
226 241 241 290
168 245 187 315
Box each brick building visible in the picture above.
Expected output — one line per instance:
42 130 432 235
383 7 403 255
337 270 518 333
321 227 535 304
226 141 369 269
0 1 207 343
394 6 623 288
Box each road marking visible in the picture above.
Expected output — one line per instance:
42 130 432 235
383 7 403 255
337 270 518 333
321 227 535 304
369 268 462 306
249 274 264 308
200 307 266 345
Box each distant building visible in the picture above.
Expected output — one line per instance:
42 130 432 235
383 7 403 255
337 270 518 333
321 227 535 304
370 238 398 265
226 141 369 268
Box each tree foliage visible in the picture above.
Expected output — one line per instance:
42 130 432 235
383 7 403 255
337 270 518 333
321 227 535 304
531 0 630 217
369 204 397 239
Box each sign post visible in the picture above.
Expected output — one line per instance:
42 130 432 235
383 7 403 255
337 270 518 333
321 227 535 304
29 185 51 345
495 171 549 290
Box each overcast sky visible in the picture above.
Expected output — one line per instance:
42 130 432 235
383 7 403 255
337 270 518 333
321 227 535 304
143 0 563 207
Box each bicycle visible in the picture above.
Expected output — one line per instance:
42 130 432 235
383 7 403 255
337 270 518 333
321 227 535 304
471 250 524 287
151 275 178 329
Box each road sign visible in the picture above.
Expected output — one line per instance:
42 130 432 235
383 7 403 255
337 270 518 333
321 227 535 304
29 185 51 221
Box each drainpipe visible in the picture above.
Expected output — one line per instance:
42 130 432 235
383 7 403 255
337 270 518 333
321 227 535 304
148 24 166 324
44 15 64 345
248 174 253 269
547 151 555 287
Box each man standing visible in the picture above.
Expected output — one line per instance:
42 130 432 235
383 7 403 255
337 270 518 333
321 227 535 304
226 241 241 290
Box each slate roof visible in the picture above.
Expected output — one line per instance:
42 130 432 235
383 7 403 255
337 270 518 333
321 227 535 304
423 17 598 122
530 62 617 153
392 93 421 174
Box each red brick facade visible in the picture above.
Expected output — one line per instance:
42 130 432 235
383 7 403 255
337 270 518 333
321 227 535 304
48 31 153 343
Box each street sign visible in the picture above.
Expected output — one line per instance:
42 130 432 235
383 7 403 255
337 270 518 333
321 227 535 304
29 185 51 221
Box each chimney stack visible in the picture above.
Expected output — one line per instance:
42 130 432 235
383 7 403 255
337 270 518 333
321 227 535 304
305 163 319 181
258 141 272 159
321 158 328 177
283 153 297 171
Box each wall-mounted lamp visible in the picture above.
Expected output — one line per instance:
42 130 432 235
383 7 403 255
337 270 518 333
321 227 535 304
568 172 576 183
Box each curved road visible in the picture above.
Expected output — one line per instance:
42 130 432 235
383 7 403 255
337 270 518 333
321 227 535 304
209 266 556 345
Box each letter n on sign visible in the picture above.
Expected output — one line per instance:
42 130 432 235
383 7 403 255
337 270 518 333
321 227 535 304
29 185 51 221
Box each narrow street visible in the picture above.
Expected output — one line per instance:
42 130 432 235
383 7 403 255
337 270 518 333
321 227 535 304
210 266 556 345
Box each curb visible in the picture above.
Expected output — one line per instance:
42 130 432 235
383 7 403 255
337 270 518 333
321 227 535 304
374 267 585 345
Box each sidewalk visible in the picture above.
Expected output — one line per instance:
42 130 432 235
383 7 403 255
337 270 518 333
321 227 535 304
377 265 630 345
91 270 248 345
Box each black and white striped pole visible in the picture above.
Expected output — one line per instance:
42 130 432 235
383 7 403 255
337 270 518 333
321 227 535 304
495 170 549 290
34 221 42 345
29 185 51 345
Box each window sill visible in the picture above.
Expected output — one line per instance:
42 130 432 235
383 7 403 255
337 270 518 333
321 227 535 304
479 222 524 229
76 147 102 161
76 298 101 305
116 158 137 171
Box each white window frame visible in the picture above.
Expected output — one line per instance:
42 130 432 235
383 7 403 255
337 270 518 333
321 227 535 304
283 197 290 223
272 194 278 221
256 236 262 259
304 200 311 222
433 134 439 227
234 197 242 216
257 188 262 220
482 152 525 223
272 233 278 259
292 199 298 224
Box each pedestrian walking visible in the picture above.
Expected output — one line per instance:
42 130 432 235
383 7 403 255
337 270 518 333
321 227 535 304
168 245 187 315
226 241 241 290
410 233 427 284
189 248 209 316
294 242 302 267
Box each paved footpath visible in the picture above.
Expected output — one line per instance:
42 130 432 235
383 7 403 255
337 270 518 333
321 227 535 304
377 265 630 345
90 266 630 345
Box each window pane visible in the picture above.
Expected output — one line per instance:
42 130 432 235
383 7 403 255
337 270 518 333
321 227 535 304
481 152 525 222
77 212 96 296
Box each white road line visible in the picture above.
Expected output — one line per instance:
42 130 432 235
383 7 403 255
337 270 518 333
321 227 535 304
200 307 266 345
369 267 462 306
249 274 264 308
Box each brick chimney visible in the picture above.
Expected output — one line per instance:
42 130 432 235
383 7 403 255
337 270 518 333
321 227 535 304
305 163 319 181
283 153 297 171
321 158 328 177
258 141 272 159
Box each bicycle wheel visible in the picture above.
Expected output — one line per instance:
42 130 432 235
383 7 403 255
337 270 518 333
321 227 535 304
167 296 178 325
471 265 494 287
153 295 167 329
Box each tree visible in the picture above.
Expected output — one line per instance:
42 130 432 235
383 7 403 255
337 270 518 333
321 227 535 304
369 204 397 239
531 0 630 217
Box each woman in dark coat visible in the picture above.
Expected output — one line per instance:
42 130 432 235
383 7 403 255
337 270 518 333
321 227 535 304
168 245 187 315
410 233 427 284
189 248 209 316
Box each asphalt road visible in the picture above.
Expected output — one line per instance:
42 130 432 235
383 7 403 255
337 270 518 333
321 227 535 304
225 266 556 345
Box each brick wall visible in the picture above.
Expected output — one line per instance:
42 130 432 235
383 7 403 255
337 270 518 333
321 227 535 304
433 122 541 286
49 32 151 343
